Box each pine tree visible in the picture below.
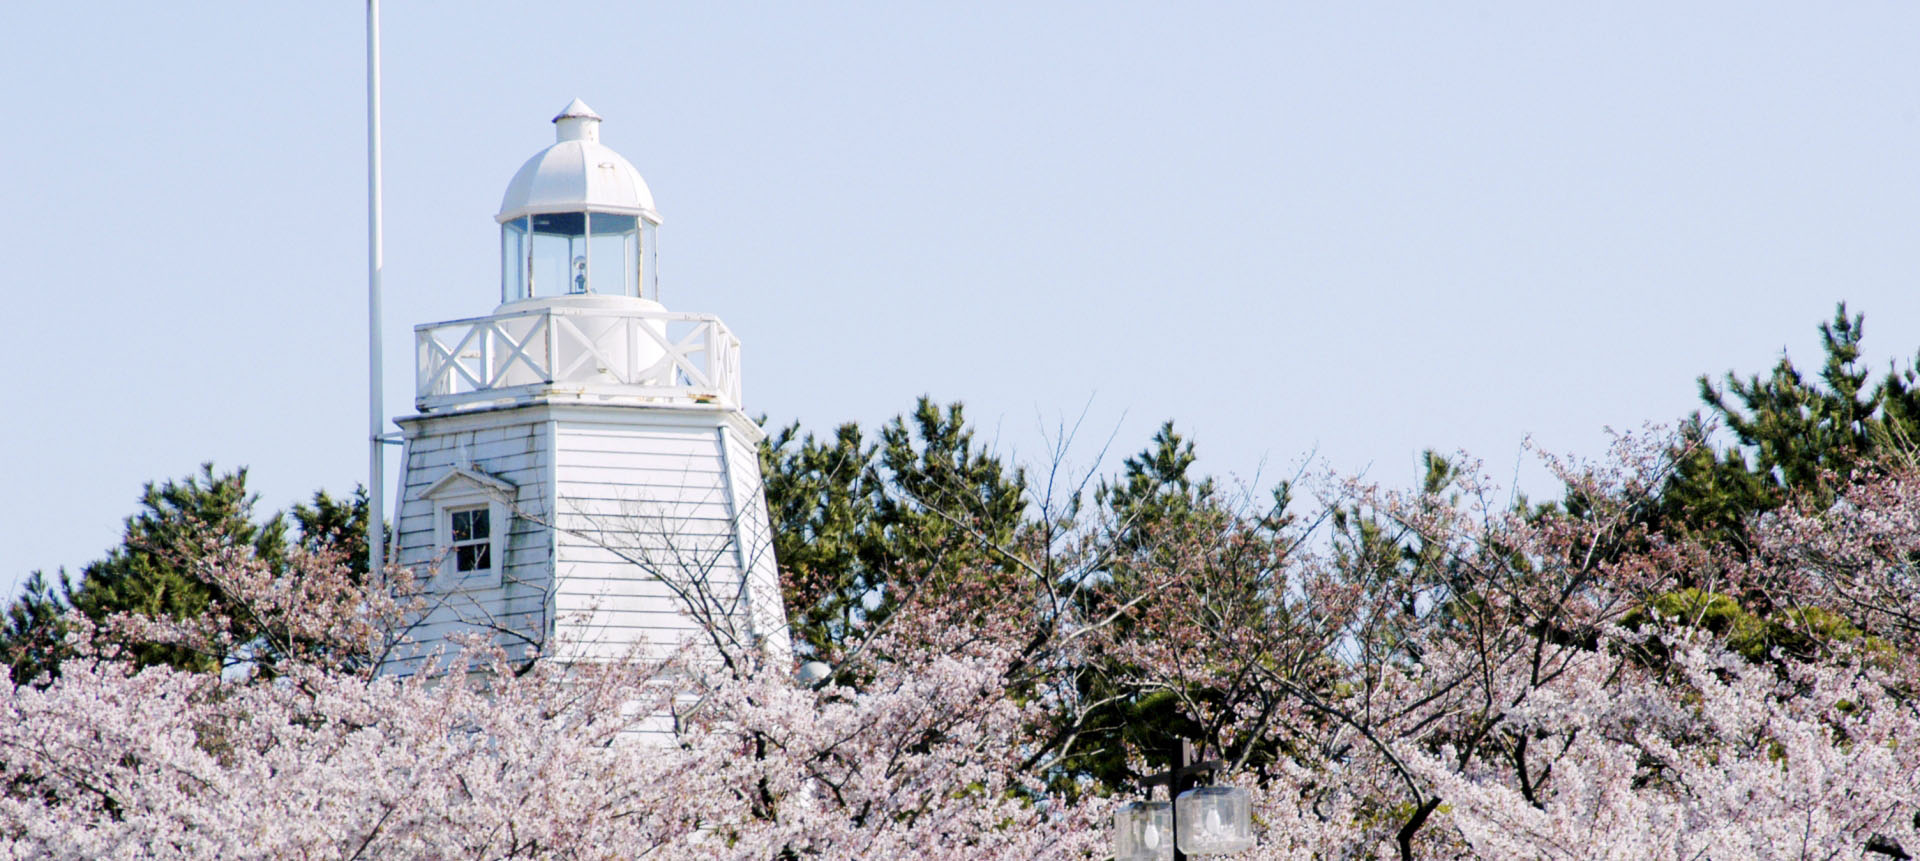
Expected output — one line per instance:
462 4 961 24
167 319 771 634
2 467 379 681
1055 422 1305 795
760 419 880 662
1660 304 1920 548
65 464 287 672
760 397 1026 664
290 485 377 577
1643 304 1920 659
0 571 70 684
866 398 1026 582
1098 420 1214 550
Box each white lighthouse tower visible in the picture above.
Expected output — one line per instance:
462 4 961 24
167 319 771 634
389 101 791 672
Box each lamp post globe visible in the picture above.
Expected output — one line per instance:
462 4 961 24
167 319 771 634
1115 741 1255 858
1174 785 1256 854
1113 800 1175 861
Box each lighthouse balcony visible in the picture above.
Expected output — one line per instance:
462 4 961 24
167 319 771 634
415 302 742 413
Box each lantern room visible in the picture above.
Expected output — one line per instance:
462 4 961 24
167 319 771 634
496 99 662 304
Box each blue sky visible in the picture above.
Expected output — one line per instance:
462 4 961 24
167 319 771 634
3 2 1918 594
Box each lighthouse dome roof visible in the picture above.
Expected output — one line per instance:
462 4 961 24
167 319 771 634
496 99 660 225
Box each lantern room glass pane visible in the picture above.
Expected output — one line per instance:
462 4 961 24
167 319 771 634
530 212 587 296
642 222 659 300
501 217 530 302
589 213 640 297
531 212 587 235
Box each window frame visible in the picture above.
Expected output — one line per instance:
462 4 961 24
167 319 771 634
421 467 516 589
433 491 507 586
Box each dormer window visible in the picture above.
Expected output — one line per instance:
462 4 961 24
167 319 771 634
419 466 517 586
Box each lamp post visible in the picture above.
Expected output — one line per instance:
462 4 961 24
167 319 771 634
1113 740 1255 859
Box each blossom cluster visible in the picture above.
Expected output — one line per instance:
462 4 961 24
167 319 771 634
5 438 1919 858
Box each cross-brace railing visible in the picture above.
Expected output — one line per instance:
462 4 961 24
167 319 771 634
415 305 742 411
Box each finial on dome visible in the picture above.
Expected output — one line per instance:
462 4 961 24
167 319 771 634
553 98 602 143
553 98 601 122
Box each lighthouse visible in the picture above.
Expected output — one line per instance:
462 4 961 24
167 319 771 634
388 101 791 672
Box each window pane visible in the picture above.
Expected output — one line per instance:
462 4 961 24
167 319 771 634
530 212 586 236
642 222 659 299
501 218 530 302
451 509 472 541
470 509 490 539
531 231 573 296
589 212 638 235
589 233 632 296
624 231 640 297
588 213 639 297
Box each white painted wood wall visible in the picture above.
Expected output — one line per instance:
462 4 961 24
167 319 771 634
386 402 790 676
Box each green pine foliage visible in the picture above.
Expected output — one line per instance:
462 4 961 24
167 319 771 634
1621 587 1869 666
1065 422 1304 795
1070 422 1220 789
0 571 71 687
760 396 1026 665
1641 303 1920 660
1660 303 1920 548
760 419 880 662
1098 420 1215 550
63 465 285 675
1 465 376 683
291 486 376 578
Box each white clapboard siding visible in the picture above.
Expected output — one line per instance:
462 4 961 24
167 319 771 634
551 419 741 663
554 480 737 505
553 559 745 588
384 403 790 683
385 415 555 675
553 591 745 616
556 516 741 542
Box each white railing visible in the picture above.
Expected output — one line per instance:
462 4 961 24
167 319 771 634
416 306 742 412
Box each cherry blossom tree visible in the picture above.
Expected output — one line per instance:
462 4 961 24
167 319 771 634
5 425 1919 859
0 527 1103 859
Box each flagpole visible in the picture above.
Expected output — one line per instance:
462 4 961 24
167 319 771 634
367 0 386 585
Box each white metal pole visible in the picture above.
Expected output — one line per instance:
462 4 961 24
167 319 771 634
367 0 386 585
